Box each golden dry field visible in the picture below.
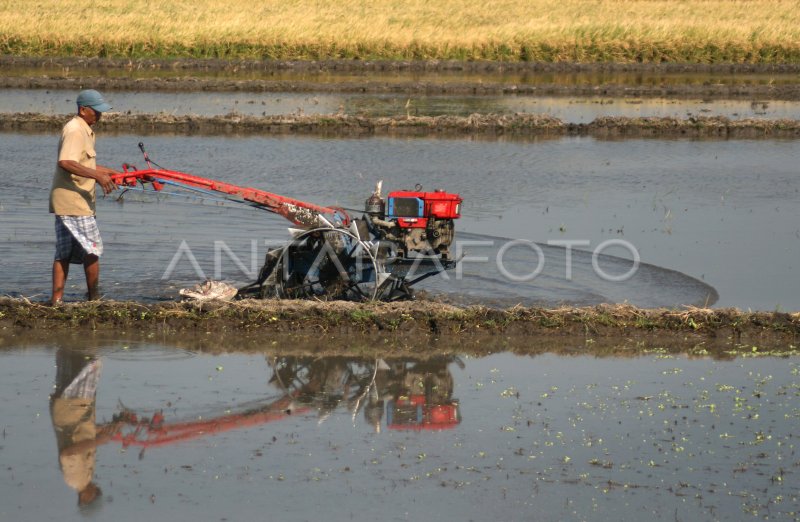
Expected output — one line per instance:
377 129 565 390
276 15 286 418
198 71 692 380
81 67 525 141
2 0 800 63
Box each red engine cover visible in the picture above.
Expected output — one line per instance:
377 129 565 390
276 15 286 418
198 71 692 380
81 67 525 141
387 189 462 223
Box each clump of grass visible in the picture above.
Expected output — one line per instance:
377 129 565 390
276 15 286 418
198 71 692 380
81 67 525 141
349 309 375 323
3 1 800 63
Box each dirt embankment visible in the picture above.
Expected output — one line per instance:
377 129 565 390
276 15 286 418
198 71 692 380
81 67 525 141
5 57 800 99
3 112 800 139
7 75 800 101
1 298 797 358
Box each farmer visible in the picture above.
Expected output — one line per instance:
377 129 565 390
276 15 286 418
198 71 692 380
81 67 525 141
50 89 119 305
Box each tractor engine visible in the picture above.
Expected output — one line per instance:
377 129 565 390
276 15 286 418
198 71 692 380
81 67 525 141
363 182 462 260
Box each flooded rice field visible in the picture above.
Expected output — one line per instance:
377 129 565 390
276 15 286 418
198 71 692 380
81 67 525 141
4 88 800 123
1 72 798 521
0 341 797 521
1 132 797 309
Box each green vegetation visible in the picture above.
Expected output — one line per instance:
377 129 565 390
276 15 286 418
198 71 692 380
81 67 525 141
3 1 800 63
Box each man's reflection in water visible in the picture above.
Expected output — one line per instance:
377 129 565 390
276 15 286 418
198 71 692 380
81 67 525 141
49 349 114 507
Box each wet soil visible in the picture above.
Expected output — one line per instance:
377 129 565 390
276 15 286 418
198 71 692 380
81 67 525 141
1 298 797 355
3 111 800 138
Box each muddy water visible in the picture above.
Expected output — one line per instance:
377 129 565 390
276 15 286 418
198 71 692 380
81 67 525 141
3 87 798 122
2 132 798 309
0 342 797 521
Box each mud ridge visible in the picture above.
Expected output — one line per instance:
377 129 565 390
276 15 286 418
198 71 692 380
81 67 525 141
3 112 800 139
6 75 800 100
1 298 797 356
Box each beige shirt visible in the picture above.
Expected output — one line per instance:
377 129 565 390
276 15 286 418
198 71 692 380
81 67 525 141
49 116 97 216
51 397 97 492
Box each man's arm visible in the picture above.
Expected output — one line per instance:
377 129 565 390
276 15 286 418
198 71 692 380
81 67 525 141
58 160 118 195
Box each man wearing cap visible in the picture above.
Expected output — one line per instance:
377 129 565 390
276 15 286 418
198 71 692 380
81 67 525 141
50 89 119 305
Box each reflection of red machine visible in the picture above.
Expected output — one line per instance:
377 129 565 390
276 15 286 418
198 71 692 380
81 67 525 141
102 396 308 449
385 362 461 430
96 356 463 448
387 395 460 431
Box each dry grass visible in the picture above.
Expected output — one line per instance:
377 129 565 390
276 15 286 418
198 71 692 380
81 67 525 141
3 0 800 63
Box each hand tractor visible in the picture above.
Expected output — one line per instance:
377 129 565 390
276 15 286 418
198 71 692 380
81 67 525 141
111 143 463 301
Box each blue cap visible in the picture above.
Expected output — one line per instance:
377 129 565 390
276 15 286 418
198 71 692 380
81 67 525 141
76 89 112 112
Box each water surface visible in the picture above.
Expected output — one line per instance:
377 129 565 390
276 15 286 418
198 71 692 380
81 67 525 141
3 88 797 122
0 343 796 521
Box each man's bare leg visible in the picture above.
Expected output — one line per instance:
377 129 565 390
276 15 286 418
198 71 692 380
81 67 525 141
84 254 100 301
52 259 70 305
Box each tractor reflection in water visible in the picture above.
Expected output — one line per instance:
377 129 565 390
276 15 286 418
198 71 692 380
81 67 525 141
271 356 462 432
384 361 461 431
84 356 462 461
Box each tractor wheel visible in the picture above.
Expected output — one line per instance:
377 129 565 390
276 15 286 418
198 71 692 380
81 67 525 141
275 227 386 301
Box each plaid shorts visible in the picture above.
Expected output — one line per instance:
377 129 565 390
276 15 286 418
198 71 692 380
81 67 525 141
55 215 103 264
